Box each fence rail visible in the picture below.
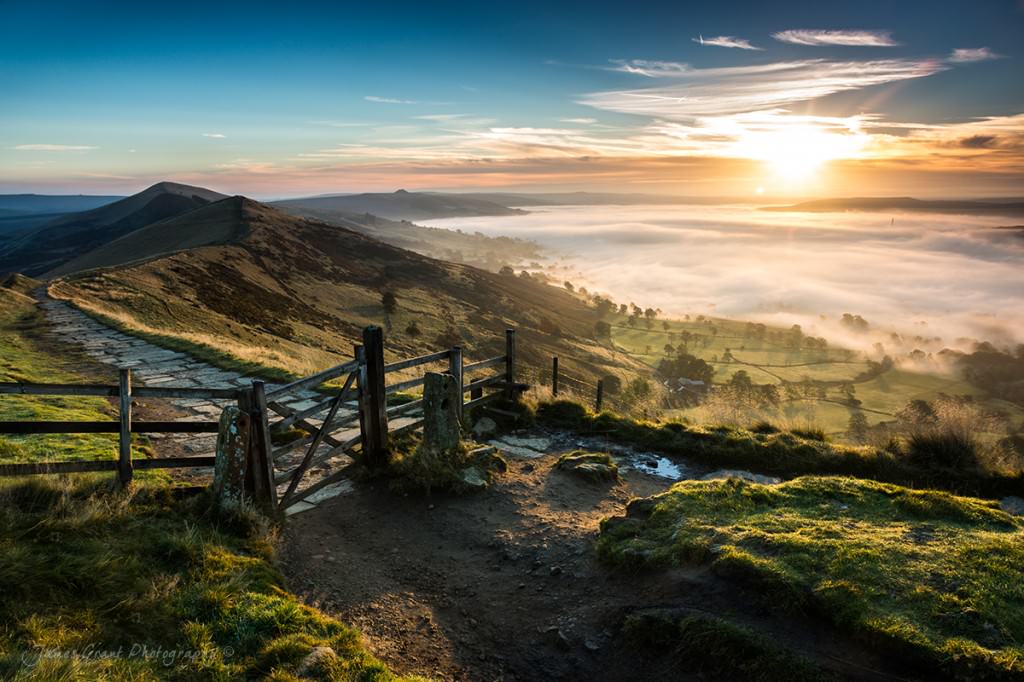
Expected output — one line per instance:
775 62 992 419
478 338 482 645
0 325 524 515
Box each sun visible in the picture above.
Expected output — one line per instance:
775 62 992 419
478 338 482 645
735 124 866 183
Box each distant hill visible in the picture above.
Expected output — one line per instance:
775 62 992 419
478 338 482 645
51 198 643 384
273 202 542 271
761 197 1024 217
274 189 527 221
45 196 250 277
0 194 122 215
0 182 227 276
463 191 717 206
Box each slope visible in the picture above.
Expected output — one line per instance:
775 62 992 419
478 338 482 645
274 189 526 221
50 197 642 384
0 182 227 276
273 201 542 271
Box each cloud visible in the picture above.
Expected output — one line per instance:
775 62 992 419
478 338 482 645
13 144 97 151
582 58 946 118
608 59 690 77
772 29 899 47
202 133 226 138
365 95 418 104
693 35 762 50
949 47 1003 63
415 114 468 121
560 117 598 124
959 134 998 149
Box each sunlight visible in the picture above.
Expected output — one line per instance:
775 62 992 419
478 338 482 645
734 123 866 183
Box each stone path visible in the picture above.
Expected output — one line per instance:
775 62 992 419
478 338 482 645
39 296 359 513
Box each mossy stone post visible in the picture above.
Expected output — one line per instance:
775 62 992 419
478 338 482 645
419 371 463 469
212 405 251 513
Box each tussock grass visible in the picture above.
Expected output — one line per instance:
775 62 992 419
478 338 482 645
536 400 1024 496
599 476 1024 680
0 476 422 680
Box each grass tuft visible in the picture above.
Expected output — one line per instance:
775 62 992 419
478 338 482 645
598 475 1024 680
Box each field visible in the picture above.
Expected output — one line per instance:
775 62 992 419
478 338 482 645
607 312 1024 440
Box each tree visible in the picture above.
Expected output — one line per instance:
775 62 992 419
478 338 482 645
644 307 657 321
656 352 715 385
618 303 628 315
405 320 421 338
499 265 515 276
564 281 575 292
847 412 869 443
594 320 612 339
381 291 398 315
662 320 670 331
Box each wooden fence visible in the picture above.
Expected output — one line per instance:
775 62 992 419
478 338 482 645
0 326 521 513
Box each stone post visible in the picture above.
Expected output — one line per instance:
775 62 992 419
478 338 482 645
422 371 462 455
211 405 251 512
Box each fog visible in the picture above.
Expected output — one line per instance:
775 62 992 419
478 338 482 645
424 205 1024 353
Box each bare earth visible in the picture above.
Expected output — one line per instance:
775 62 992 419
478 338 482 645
281 442 908 682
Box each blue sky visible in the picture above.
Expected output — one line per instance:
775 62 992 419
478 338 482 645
1 0 1021 197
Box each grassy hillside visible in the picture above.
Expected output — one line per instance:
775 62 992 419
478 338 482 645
0 476 420 680
607 312 1024 440
273 202 542 271
50 197 644 385
0 182 226 277
598 476 1024 679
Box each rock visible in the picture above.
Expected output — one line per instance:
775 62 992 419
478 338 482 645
472 417 498 438
701 469 781 485
1000 496 1024 516
459 466 487 489
584 639 601 652
297 646 338 677
554 452 619 482
541 626 571 650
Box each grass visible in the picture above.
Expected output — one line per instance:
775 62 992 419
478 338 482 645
598 476 1024 680
536 400 1024 497
0 289 153 467
0 476 421 680
622 610 828 681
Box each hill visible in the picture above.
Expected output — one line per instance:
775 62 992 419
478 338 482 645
762 196 1024 216
273 202 542 271
274 189 527 221
0 193 122 215
45 195 250 277
0 182 227 276
50 197 642 383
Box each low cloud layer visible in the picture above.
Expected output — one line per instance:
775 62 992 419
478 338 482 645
425 205 1024 351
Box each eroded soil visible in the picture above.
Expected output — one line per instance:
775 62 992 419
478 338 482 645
282 442 912 681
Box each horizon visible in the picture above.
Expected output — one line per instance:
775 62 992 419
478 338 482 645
1 0 1022 198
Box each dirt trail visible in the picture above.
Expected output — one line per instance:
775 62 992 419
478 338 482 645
282 436 910 681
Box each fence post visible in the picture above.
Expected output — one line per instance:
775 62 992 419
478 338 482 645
505 328 516 399
449 345 463 424
595 379 604 412
361 326 389 468
117 368 133 487
552 356 559 397
250 380 278 514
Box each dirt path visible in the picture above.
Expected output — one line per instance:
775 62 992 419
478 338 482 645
282 435 910 681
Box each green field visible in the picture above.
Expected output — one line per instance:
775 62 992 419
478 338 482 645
607 313 1024 440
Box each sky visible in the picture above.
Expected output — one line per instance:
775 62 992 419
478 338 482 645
1 0 1022 198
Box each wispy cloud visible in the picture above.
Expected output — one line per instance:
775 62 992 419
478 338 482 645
693 35 762 50
772 29 899 47
13 144 97 151
583 58 946 118
202 132 226 138
608 59 690 77
560 117 598 124
365 95 418 104
415 114 467 121
949 47 1003 63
